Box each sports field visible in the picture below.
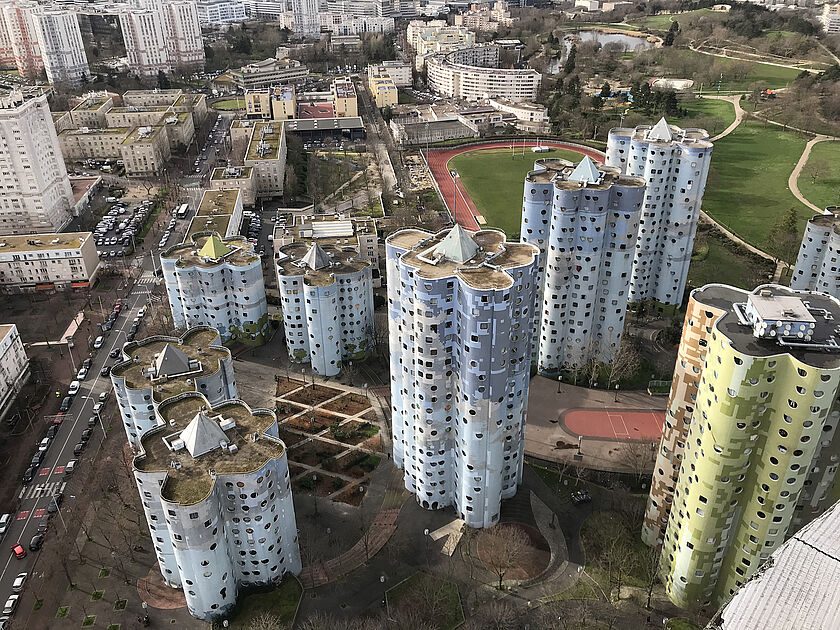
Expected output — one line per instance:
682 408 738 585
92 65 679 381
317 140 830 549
798 141 840 211
448 148 587 236
701 120 809 260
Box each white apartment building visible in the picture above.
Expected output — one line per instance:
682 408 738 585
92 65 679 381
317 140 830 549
276 241 374 376
242 121 286 198
161 231 269 344
488 97 548 133
791 207 840 297
195 0 247 23
407 20 476 70
0 90 74 235
606 118 713 306
319 12 394 34
29 8 89 86
0 1 42 80
386 225 540 528
822 4 840 34
289 0 320 36
367 60 412 87
427 45 541 102
0 231 99 292
520 157 646 373
0 323 28 421
327 0 394 16
242 0 287 20
110 327 238 448
119 0 204 76
229 56 309 90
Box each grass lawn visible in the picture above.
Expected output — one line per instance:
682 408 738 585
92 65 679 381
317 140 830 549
449 147 588 236
631 98 736 138
698 54 803 90
227 578 302 628
688 225 775 290
630 9 718 30
211 98 244 111
386 572 464 630
797 141 840 211
702 120 810 260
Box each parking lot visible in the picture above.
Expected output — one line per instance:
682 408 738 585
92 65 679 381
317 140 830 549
93 198 155 260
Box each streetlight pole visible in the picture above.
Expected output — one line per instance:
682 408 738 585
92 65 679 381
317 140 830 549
614 384 619 402
449 169 459 219
67 342 77 373
557 375 563 394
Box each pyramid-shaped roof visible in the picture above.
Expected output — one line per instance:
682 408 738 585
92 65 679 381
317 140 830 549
180 410 229 458
154 343 191 377
647 117 674 142
300 243 331 270
424 224 479 264
198 233 231 260
568 156 602 185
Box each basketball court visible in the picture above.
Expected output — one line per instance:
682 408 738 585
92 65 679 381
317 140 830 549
561 408 665 441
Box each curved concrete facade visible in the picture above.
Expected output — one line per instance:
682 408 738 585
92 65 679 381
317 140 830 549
606 119 712 306
133 395 300 621
386 226 539 528
791 208 840 298
110 327 237 448
161 232 268 343
649 284 840 610
521 158 646 373
276 242 374 377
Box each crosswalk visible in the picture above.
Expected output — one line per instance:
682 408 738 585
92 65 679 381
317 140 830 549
20 480 66 501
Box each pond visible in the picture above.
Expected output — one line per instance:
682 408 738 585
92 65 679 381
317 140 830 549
547 30 654 73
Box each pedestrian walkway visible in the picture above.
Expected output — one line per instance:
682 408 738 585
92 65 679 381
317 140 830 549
788 135 835 214
298 465 408 588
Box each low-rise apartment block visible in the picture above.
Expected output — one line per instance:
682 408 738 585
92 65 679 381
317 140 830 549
319 13 394 35
195 0 248 24
0 323 29 421
367 60 412 88
368 70 398 108
69 93 114 128
488 97 549 133
331 77 358 118
406 19 476 70
186 188 244 241
209 167 256 207
121 125 171 177
59 126 132 161
244 85 296 121
242 121 286 198
0 232 99 292
228 55 309 90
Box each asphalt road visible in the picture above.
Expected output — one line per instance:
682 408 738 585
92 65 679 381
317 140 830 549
0 287 146 610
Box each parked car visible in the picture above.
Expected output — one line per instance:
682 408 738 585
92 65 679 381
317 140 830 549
46 493 63 514
97 391 109 403
37 437 51 453
68 381 80 396
46 425 57 439
109 347 121 359
36 518 48 535
30 452 43 468
51 414 64 426
2 595 18 615
87 416 97 428
59 397 72 413
93 402 104 414
100 365 111 377
93 336 104 349
21 467 34 484
76 367 88 380
11 572 27 593
0 514 11 537
571 489 592 505
80 429 93 444
82 358 92 370
64 460 77 476
73 442 85 456
28 534 43 551
10 544 25 559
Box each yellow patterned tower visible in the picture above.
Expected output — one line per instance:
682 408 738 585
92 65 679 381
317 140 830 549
647 284 840 609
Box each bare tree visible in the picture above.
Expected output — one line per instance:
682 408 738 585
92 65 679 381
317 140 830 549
806 158 829 185
607 336 641 389
394 573 454 629
476 525 529 589
617 441 657 481
247 613 287 630
464 599 517 629
641 544 662 610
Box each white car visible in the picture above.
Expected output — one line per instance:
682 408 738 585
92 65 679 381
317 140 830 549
11 573 27 593
2 596 18 615
138 307 147 318
93 402 104 414
93 336 104 349
68 380 80 396
76 367 88 380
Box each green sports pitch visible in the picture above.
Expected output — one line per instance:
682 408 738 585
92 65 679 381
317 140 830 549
448 147 590 236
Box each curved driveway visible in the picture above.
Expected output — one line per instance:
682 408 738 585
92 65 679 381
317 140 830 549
424 140 605 230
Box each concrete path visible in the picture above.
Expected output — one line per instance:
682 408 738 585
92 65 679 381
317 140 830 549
788 134 835 214
688 41 823 74
702 95 745 142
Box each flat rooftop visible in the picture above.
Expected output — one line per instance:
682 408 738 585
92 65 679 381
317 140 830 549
694 284 840 367
333 78 356 98
387 226 538 290
0 232 89 253
276 241 370 286
60 127 130 137
72 95 110 111
297 102 335 119
185 189 240 239
122 125 165 145
0 324 16 340
111 328 229 402
70 177 100 204
245 121 283 161
808 207 840 228
525 159 646 190
210 166 253 181
284 117 364 132
135 396 283 505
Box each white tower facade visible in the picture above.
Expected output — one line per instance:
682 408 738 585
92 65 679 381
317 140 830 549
521 157 647 373
110 327 237 448
386 225 539 528
30 9 89 86
119 0 204 76
0 90 74 235
291 0 320 36
133 395 300 621
791 207 840 298
161 233 269 343
606 118 713 306
276 242 374 377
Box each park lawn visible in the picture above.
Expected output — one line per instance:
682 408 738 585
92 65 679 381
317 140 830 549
449 148 587 237
630 9 717 30
632 98 735 138
227 579 302 628
386 572 464 630
797 141 840 211
688 226 775 290
701 120 810 260
211 98 244 111
701 54 802 90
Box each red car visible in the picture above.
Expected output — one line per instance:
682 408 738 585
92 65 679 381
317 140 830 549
11 544 26 559
51 415 64 426
113 302 123 313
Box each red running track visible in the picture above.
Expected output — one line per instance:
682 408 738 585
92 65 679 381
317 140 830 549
562 408 665 442
424 140 605 231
